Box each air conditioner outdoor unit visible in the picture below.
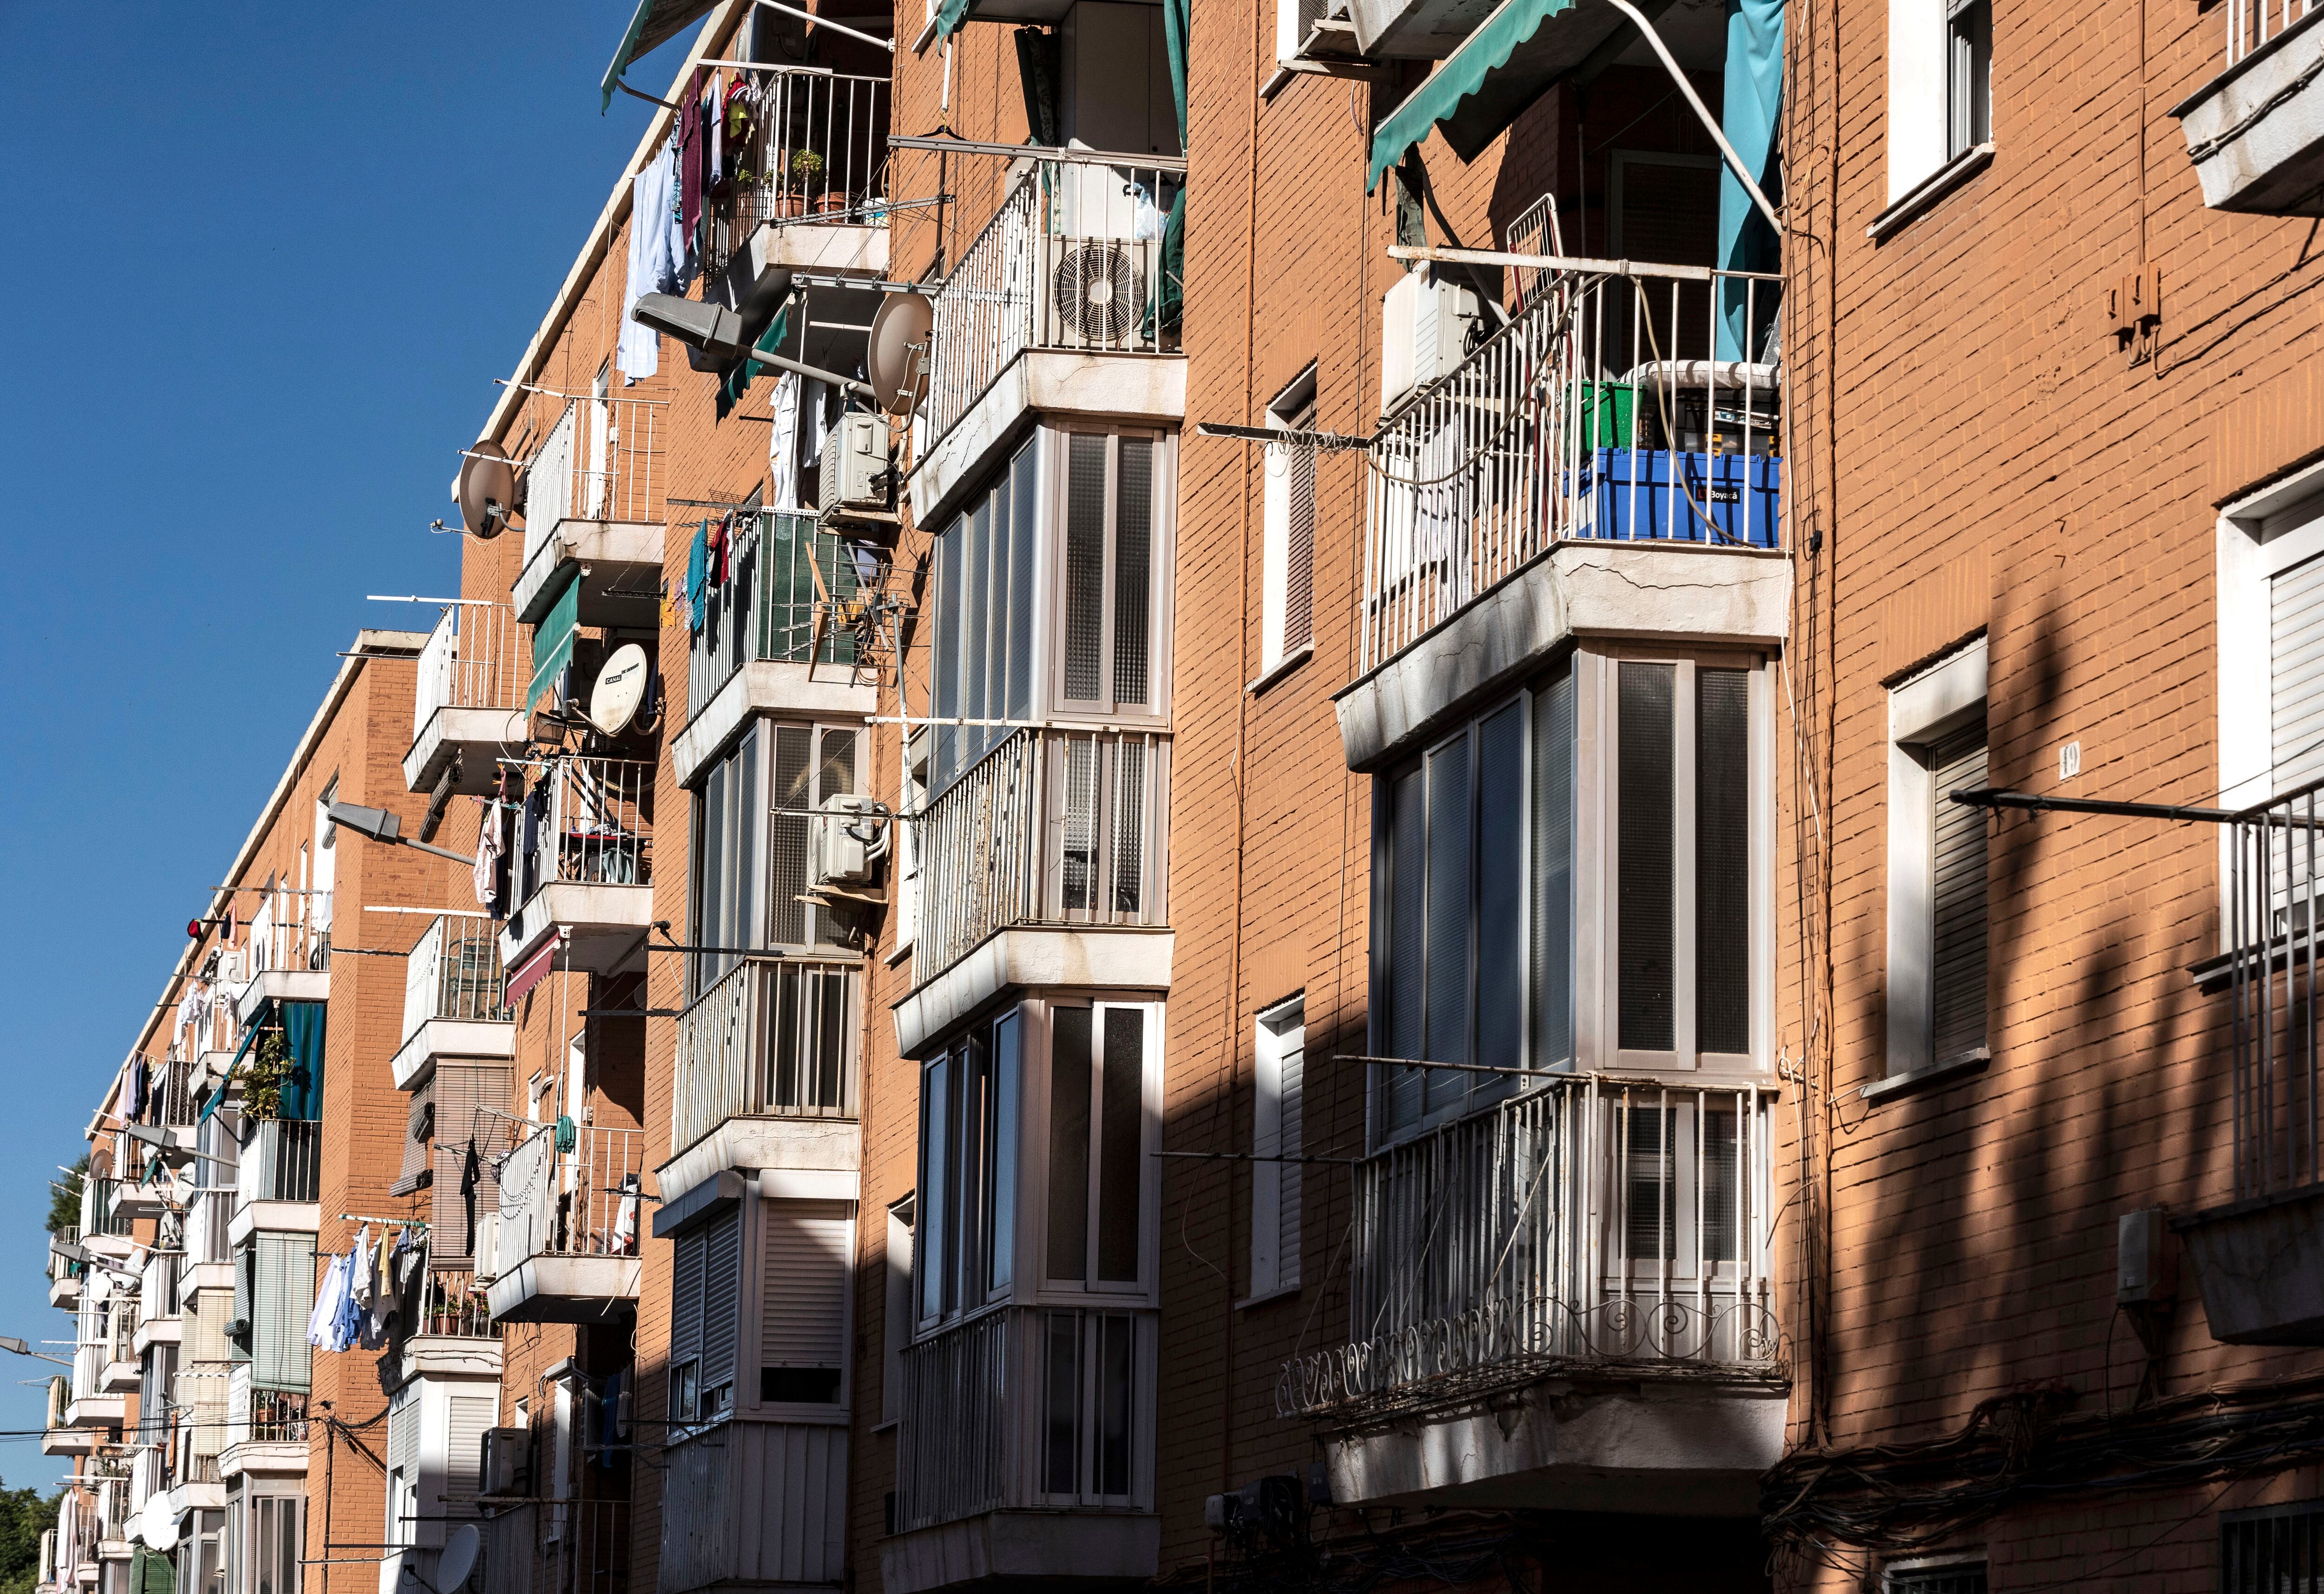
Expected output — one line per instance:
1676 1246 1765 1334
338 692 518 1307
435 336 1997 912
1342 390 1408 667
818 410 892 524
1380 266 1483 416
1037 164 1163 352
479 1427 528 1498
810 795 887 890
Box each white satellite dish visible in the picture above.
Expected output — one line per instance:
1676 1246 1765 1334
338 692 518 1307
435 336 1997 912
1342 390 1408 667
136 1494 175 1549
435 1523 480 1593
588 643 651 737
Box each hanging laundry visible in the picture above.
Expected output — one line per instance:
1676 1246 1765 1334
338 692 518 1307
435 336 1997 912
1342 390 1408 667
687 520 711 633
770 371 802 511
474 799 506 911
678 67 707 243
307 1252 353 1350
613 1174 640 1257
126 1057 150 1122
350 1225 374 1310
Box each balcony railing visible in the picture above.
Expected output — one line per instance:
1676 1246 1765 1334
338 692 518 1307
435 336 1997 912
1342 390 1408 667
235 1119 321 1207
482 1499 630 1594
239 892 332 978
408 1267 493 1339
700 65 890 280
2222 776 2324 1200
184 1188 233 1266
413 603 528 742
1277 1075 1778 1418
402 915 511 1043
493 1124 644 1274
687 510 867 721
524 397 665 560
915 727 1170 981
141 1250 181 1320
925 152 1186 446
515 757 654 905
248 1385 309 1444
896 1305 1155 1531
2228 0 2315 62
673 957 859 1150
80 1180 132 1239
140 1058 199 1128
1359 262 1782 672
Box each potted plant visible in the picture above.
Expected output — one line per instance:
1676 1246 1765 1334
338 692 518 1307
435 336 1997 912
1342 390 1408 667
788 147 825 215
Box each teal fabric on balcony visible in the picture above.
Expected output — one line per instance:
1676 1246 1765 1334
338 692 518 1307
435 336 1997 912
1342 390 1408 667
279 1000 326 1122
1715 0 1783 357
1365 0 1599 192
601 0 717 111
935 0 975 38
199 1000 271 1124
717 303 793 421
528 579 581 709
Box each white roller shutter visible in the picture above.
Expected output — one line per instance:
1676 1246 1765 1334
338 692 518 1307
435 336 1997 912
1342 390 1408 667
2274 549 2324 794
1929 727 1989 1065
444 1395 496 1509
760 1200 851 1405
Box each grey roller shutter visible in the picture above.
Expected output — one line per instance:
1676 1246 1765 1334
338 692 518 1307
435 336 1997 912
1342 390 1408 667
1929 726 1990 1065
699 1208 743 1407
669 1226 705 1375
2275 551 2324 794
390 1081 434 1197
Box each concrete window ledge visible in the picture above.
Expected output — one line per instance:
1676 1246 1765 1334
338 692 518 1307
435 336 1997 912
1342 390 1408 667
1859 1047 1991 1103
1868 145 1995 241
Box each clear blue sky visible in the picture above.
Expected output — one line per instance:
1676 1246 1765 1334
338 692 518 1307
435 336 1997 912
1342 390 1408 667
0 2 693 1486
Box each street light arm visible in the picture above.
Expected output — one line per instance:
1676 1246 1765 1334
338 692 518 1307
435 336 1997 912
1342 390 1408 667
326 800 480 866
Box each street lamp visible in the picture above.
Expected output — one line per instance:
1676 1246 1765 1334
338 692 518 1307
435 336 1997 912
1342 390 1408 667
0 1337 73 1368
119 1123 234 1172
325 800 476 865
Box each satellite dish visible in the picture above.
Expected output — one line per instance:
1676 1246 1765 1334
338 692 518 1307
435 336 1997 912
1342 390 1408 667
456 442 519 540
866 292 933 417
435 1524 480 1593
136 1494 174 1549
588 644 651 737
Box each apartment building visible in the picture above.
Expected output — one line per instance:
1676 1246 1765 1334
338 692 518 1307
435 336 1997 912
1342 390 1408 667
34 632 466 1594
1759 0 2324 1584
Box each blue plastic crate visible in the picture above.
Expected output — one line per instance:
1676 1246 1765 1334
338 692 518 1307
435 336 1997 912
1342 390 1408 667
1580 448 1782 548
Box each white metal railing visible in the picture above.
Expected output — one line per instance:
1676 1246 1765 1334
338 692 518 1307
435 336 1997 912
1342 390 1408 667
914 727 1170 982
185 1188 233 1266
672 957 859 1151
404 1266 493 1340
1360 262 1782 672
925 152 1186 446
523 395 665 563
515 757 655 906
141 1250 182 1319
700 66 891 280
235 1119 321 1207
413 603 528 742
137 1058 199 1128
2229 0 2316 61
241 890 332 977
687 511 870 720
401 915 511 1043
1277 1076 1778 1417
493 1124 644 1276
79 1179 131 1239
896 1306 1154 1531
2223 774 2324 1199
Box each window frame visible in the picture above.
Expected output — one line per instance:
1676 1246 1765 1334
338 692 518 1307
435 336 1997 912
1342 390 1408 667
1944 0 1992 159
1246 995 1305 1303
1884 636 1991 1078
1045 424 1175 728
1260 366 1319 680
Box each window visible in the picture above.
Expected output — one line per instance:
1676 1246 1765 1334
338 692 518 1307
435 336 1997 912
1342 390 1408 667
1377 664 1576 1138
1882 1559 1985 1594
882 1195 913 1425
246 1496 301 1594
1037 1309 1143 1504
690 719 863 992
1248 998 1304 1300
1946 0 1991 158
2220 489 2324 808
2224 1501 2324 1594
1886 639 1989 1076
759 1199 851 1407
916 1010 1022 1329
930 438 1039 792
667 1207 742 1427
1261 367 1318 679
1047 1005 1154 1289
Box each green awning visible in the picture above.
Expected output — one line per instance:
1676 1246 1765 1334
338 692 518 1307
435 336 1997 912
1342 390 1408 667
528 578 581 708
717 302 795 421
935 0 976 38
601 0 719 112
1367 0 1632 192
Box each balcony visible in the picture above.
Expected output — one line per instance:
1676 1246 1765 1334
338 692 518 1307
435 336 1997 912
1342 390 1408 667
911 151 1187 527
394 916 514 1090
2172 3 2324 212
230 894 332 1021
49 1230 82 1310
389 1268 501 1392
2178 777 2324 1340
672 512 879 787
479 1499 629 1594
98 1298 138 1394
231 1118 321 1241
485 1124 644 1323
698 66 891 355
511 397 665 628
885 1307 1158 1594
223 1367 308 1478
667 957 861 1186
498 757 656 979
1276 1076 1785 1512
895 727 1172 1056
405 603 529 796
78 1179 134 1262
1337 260 1790 772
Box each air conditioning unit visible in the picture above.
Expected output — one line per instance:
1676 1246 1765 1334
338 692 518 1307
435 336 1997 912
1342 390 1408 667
479 1428 528 1498
818 410 893 525
1277 0 1326 60
810 796 887 890
1380 266 1483 416
1043 237 1158 351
